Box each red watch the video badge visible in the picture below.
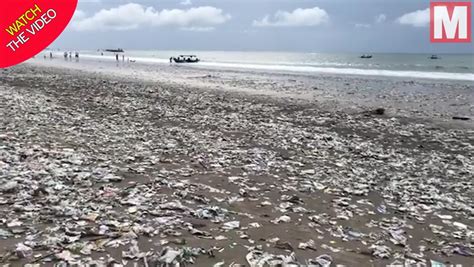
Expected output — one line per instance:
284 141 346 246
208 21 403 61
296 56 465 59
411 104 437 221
0 0 78 68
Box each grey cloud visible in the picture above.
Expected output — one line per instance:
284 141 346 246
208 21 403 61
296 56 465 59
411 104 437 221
253 7 329 27
72 3 231 31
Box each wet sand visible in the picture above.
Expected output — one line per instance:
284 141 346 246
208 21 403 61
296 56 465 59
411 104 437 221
0 62 473 266
30 56 474 125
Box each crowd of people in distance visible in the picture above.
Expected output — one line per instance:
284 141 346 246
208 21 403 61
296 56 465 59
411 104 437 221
42 51 135 64
42 51 79 60
62 51 80 59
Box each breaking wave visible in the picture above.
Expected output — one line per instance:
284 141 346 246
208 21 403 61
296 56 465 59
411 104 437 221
197 61 474 81
77 53 474 82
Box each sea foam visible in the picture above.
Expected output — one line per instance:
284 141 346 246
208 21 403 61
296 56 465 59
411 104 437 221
76 53 474 82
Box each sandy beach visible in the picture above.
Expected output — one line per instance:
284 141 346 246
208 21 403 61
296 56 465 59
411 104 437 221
0 59 473 266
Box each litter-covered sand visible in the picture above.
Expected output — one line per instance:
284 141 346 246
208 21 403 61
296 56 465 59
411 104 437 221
0 64 472 266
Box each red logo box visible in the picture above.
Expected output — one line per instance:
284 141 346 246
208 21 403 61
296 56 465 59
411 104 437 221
0 0 78 68
430 2 472 43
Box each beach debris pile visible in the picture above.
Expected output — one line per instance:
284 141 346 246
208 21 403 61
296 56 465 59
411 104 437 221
0 65 472 266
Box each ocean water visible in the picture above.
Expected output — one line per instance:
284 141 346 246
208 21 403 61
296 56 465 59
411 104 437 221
71 50 474 81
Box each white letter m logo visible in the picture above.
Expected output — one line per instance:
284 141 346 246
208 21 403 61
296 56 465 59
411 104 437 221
431 2 472 43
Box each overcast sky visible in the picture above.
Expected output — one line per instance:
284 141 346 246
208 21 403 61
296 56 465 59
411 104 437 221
52 0 474 53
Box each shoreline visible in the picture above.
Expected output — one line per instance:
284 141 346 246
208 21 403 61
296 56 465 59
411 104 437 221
46 51 474 82
0 64 473 266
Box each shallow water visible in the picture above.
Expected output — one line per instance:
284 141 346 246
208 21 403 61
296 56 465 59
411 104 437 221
60 50 474 81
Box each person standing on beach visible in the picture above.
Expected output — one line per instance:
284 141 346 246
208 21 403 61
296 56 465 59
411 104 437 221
49 52 53 59
122 55 125 62
116 54 119 62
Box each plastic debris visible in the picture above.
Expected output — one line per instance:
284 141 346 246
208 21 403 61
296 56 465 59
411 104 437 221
370 245 392 259
298 239 316 250
222 221 240 230
0 64 472 266
309 254 333 267
272 215 291 224
0 181 19 193
15 243 33 259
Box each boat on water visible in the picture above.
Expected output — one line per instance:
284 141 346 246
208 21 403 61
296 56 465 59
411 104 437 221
172 55 200 63
105 48 125 53
430 55 440 59
360 54 373 59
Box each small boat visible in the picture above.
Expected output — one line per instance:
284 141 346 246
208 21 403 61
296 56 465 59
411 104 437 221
430 55 440 59
105 48 124 53
360 54 373 59
172 55 200 63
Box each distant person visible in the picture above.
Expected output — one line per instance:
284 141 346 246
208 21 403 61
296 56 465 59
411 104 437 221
101 52 104 56
75 52 79 58
170 57 173 64
116 54 119 62
64 52 68 59
49 52 53 59
122 55 125 62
